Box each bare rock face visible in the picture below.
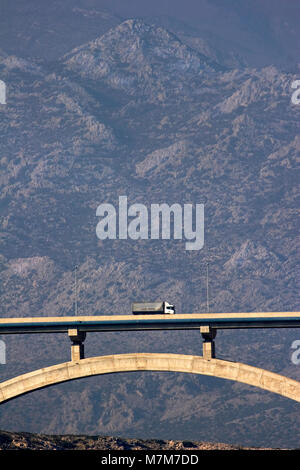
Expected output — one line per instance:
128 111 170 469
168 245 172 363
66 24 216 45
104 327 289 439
63 19 219 96
0 429 275 450
0 8 299 449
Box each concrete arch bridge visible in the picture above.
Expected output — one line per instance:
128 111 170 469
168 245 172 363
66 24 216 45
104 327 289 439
0 312 299 404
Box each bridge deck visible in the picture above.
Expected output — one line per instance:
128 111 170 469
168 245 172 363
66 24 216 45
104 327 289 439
0 312 299 334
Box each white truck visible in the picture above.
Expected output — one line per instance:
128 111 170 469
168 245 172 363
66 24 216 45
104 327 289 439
132 301 175 315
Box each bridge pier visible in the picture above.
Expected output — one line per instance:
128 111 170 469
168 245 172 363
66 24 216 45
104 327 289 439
68 329 86 361
200 326 217 360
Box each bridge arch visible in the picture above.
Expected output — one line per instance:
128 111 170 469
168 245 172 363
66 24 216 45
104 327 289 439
0 353 299 404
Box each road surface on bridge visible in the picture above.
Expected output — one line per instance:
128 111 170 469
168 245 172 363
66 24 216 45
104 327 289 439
0 311 299 334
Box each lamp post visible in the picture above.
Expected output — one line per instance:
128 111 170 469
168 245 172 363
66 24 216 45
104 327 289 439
206 262 209 313
74 265 78 316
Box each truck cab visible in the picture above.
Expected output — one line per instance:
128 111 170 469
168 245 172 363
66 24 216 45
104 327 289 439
163 302 176 314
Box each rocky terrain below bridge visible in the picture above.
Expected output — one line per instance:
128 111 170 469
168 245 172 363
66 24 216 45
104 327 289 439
0 429 280 450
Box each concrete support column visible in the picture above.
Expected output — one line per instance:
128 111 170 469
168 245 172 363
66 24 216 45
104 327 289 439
68 329 86 361
200 326 217 360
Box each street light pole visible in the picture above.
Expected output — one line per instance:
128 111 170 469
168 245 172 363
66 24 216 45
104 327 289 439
74 265 78 316
206 262 209 313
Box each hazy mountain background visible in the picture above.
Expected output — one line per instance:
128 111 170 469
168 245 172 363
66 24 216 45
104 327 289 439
0 0 299 448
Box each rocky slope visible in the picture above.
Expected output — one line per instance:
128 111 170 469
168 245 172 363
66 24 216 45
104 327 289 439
0 429 278 450
0 10 299 449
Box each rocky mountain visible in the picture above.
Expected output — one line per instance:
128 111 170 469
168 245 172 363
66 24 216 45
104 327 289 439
0 10 299 449
2 1 299 70
63 19 222 94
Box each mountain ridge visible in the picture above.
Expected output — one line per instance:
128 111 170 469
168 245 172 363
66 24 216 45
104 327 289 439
0 9 299 448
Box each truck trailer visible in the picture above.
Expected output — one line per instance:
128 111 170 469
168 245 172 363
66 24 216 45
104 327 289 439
132 301 175 315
